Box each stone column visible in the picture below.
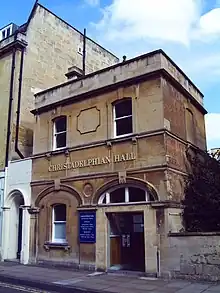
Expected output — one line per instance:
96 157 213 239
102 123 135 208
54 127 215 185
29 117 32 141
1 207 10 260
144 207 158 275
20 205 31 264
96 208 108 271
28 207 40 264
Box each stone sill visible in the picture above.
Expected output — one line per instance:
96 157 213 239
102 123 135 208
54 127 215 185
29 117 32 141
169 231 220 237
44 241 70 251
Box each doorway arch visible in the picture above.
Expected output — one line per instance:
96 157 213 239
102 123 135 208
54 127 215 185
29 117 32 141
3 190 26 262
94 178 158 273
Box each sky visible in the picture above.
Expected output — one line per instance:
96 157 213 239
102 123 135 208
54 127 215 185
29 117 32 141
1 0 220 150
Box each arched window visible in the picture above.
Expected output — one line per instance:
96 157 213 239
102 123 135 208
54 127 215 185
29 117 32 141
98 186 155 205
52 204 66 243
53 116 67 150
113 98 133 137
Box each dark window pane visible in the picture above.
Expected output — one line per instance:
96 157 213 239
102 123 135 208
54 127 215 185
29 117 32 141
56 132 66 148
6 28 10 37
116 116 132 136
55 117 66 133
102 196 106 204
54 205 66 221
129 187 146 202
115 99 132 118
110 188 125 203
2 30 6 39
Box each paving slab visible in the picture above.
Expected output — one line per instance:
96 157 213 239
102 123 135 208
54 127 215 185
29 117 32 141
0 262 218 293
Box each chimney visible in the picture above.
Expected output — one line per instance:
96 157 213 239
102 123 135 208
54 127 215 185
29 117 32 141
65 66 83 80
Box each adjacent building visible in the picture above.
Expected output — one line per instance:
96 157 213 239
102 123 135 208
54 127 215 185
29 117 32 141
0 1 118 262
26 49 207 275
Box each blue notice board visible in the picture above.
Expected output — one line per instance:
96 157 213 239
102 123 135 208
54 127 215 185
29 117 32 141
79 211 96 243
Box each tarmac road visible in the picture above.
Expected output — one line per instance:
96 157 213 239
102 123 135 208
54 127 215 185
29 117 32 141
0 281 56 293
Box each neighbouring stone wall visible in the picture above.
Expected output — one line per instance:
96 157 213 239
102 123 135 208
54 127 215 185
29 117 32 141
161 233 220 281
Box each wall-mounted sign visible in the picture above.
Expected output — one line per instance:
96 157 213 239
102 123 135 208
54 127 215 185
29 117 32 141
79 211 96 244
48 152 136 172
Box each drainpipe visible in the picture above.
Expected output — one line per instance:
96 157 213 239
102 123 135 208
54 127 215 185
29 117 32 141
5 34 17 167
15 47 25 159
82 28 86 76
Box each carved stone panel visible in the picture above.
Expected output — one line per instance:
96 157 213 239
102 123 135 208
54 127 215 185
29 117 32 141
77 107 100 134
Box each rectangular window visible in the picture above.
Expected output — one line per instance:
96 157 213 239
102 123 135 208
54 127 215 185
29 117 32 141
52 204 66 243
113 99 133 137
6 27 11 37
2 30 6 39
53 116 67 150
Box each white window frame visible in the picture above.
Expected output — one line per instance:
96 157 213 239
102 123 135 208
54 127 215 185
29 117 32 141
98 186 149 205
52 205 67 244
113 99 133 138
1 24 12 40
53 116 67 150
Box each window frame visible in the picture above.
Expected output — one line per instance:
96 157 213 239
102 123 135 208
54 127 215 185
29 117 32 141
52 204 67 244
98 186 150 205
1 24 12 40
53 116 67 151
113 98 133 138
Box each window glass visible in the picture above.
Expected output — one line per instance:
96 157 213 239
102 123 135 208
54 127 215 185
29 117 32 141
110 188 125 203
114 99 133 137
54 204 66 221
2 30 6 39
53 204 66 243
6 27 10 37
53 116 67 149
115 99 132 118
55 117 66 133
129 187 146 202
116 116 132 136
56 132 66 149
54 222 66 240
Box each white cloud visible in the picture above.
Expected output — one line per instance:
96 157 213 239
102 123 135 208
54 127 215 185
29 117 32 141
205 113 220 148
89 0 220 148
94 0 203 45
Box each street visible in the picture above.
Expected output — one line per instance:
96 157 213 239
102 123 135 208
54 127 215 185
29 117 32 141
0 282 54 293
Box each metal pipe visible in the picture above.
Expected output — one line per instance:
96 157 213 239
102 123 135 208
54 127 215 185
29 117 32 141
5 34 17 167
15 47 25 159
82 28 86 76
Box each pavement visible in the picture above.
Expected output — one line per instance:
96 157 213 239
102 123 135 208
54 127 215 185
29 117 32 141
0 262 219 293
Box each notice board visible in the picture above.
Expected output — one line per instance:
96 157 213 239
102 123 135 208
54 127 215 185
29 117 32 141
79 211 96 243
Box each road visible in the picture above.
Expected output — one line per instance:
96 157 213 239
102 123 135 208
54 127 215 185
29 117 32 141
0 281 55 293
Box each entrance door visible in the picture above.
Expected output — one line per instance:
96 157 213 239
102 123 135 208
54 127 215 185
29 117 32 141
108 212 145 272
17 206 23 259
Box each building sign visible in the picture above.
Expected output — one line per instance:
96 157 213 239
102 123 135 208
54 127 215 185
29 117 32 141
48 152 136 172
79 211 96 243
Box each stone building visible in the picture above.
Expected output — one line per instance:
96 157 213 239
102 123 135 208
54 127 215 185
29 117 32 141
29 49 207 274
0 1 118 169
0 1 118 261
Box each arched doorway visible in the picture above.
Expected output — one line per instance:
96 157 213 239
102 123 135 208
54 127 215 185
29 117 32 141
96 182 157 273
4 191 25 261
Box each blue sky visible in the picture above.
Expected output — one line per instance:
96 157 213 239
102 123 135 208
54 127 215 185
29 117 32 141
1 0 220 149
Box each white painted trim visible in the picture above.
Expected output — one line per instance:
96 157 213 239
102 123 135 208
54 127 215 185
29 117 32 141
125 187 129 203
52 205 67 243
53 116 67 151
113 99 133 138
98 185 152 206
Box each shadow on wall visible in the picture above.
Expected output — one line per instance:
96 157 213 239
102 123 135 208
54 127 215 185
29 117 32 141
11 123 33 160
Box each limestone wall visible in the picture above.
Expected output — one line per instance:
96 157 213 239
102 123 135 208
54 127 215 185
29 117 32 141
161 233 220 281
